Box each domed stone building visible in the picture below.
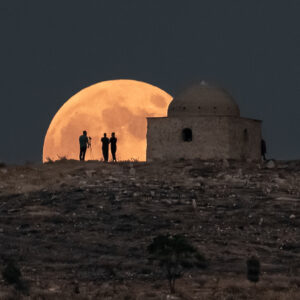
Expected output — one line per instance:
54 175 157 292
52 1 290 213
146 81 262 161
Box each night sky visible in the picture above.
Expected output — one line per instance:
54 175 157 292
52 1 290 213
0 0 299 164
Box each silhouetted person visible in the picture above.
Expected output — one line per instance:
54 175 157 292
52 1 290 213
261 139 267 161
101 133 110 162
79 130 89 161
110 132 117 162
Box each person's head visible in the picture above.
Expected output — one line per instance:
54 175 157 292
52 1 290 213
104 133 107 137
112 132 115 137
83 130 87 136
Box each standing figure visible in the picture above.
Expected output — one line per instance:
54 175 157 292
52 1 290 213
110 132 117 162
101 133 110 162
261 139 267 161
79 130 89 161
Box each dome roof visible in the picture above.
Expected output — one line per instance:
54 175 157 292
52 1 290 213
168 81 240 117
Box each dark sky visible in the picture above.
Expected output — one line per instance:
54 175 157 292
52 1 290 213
0 0 299 163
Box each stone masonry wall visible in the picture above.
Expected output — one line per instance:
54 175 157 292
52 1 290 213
228 117 262 160
146 116 261 161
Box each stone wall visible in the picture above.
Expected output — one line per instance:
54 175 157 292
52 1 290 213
146 116 261 161
228 117 262 160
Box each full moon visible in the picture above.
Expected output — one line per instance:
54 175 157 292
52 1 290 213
43 79 172 162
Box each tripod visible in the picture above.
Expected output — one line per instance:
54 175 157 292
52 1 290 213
88 137 94 160
89 146 94 160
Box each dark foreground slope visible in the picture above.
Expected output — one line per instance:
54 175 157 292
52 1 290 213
0 160 299 299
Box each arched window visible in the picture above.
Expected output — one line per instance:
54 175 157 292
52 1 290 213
182 128 192 142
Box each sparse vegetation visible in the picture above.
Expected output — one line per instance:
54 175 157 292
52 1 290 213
0 159 299 298
46 156 80 164
148 234 207 294
57 155 69 161
45 157 54 163
2 259 21 286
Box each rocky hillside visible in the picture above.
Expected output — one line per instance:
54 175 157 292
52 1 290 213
0 159 299 299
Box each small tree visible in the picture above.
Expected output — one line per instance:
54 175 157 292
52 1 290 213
148 234 207 294
247 256 260 285
2 259 28 293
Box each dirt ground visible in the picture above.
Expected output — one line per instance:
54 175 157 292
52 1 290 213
0 159 299 299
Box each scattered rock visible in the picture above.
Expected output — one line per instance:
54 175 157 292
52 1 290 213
0 159 299 298
192 199 197 210
129 167 136 177
222 159 230 168
278 164 289 169
274 178 286 185
266 160 276 169
276 196 299 202
85 170 96 178
224 174 233 181
237 168 243 177
166 295 181 300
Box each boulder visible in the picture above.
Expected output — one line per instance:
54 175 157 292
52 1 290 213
266 160 276 169
129 167 136 177
0 168 8 174
85 169 96 178
222 159 230 168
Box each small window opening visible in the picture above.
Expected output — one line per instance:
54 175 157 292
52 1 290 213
183 106 186 110
182 128 192 142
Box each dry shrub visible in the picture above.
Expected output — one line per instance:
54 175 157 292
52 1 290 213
261 290 300 300
211 285 252 300
100 284 137 300
175 287 195 300
1 259 29 295
46 215 66 224
208 285 300 300
28 289 89 300
45 156 72 164
246 256 260 284
116 292 137 300
57 156 68 161
45 157 54 164
148 234 207 294
136 291 161 300
0 288 17 300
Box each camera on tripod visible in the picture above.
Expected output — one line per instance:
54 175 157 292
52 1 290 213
88 136 92 148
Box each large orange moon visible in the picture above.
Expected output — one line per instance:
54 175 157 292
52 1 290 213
43 79 172 162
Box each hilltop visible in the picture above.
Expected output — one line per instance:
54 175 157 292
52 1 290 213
0 159 299 299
